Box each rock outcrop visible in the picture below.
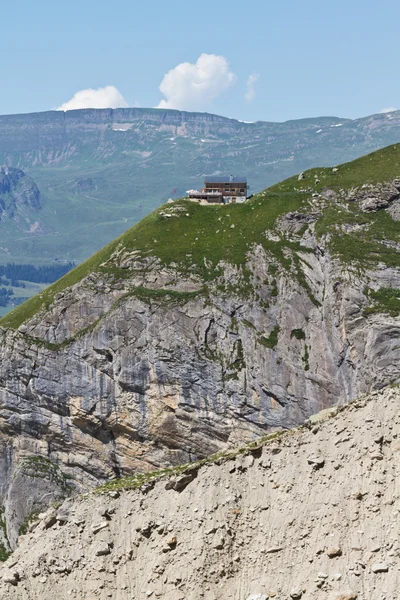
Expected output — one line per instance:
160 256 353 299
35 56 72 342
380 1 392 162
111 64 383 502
0 228 399 546
0 147 399 553
0 166 41 222
0 142 400 554
346 179 400 213
1 386 399 599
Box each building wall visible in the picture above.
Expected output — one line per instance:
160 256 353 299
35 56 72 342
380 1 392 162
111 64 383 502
204 182 247 196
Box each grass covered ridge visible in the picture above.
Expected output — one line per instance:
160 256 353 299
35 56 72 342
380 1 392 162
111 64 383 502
1 143 400 329
0 188 308 329
96 429 288 494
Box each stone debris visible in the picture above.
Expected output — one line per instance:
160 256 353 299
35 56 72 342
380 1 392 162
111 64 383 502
235 454 255 471
0 388 400 599
91 521 109 534
264 546 283 554
326 546 342 558
371 562 389 573
42 514 57 530
2 571 19 586
94 542 111 557
167 536 177 548
164 471 197 492
307 455 325 470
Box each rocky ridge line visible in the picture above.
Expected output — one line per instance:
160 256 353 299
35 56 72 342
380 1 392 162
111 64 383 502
0 386 399 599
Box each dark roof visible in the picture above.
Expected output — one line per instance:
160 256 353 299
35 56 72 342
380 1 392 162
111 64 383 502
204 176 247 184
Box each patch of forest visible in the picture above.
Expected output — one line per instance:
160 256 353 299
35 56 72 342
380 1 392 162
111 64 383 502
0 287 13 307
0 263 75 308
0 263 74 286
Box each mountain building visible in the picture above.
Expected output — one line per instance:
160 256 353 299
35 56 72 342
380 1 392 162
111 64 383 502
187 175 248 204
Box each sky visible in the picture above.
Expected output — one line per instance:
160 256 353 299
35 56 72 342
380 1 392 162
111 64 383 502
1 0 400 122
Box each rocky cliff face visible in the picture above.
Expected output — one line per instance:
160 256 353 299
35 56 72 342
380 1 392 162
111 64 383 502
0 386 399 599
0 146 399 551
0 166 41 223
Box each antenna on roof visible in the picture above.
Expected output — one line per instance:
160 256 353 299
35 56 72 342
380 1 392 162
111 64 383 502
229 174 233 182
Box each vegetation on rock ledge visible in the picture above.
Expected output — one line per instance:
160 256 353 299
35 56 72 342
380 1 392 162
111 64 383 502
1 144 400 329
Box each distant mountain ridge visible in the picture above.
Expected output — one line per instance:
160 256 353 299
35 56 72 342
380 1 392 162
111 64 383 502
1 106 400 264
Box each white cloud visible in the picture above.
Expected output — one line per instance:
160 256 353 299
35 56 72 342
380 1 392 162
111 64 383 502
380 107 398 113
156 53 236 111
245 73 259 102
56 86 128 111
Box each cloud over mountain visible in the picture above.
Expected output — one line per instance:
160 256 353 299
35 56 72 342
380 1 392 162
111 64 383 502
245 73 259 102
56 86 128 111
380 107 398 114
156 54 236 111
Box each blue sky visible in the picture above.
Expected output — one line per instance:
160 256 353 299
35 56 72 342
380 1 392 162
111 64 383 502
1 0 399 121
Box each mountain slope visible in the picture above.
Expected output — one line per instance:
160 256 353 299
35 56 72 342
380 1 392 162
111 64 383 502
0 167 41 224
1 107 400 264
0 144 398 550
2 143 400 329
0 386 399 599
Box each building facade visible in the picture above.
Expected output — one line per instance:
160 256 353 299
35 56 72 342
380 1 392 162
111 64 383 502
187 176 247 204
204 176 247 203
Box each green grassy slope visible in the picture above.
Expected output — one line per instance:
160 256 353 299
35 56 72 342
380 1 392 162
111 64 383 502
2 107 400 265
298 145 400 267
1 144 400 330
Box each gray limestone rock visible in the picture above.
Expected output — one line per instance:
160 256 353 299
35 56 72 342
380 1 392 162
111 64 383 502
0 167 41 223
4 456 72 549
388 198 400 220
348 181 400 212
0 186 399 551
0 388 399 599
0 231 398 548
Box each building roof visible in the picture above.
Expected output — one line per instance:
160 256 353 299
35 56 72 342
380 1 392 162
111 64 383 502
204 176 247 184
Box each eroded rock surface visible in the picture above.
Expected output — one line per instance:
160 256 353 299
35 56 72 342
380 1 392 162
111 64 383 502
1 387 399 599
0 166 41 222
0 224 399 543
